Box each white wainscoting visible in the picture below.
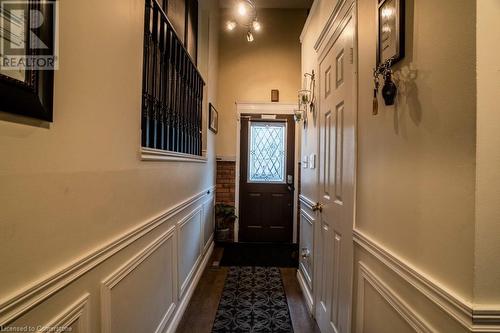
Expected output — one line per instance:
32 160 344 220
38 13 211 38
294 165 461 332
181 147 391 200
0 186 215 333
354 229 500 332
355 261 434 333
202 197 215 254
297 269 314 314
299 208 314 290
101 227 176 333
177 208 203 298
37 294 90 333
298 195 317 314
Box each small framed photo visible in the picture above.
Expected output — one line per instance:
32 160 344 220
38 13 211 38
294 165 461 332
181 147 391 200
377 0 405 65
209 103 218 133
271 89 279 102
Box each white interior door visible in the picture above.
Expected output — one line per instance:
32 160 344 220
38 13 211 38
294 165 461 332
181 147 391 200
314 14 355 333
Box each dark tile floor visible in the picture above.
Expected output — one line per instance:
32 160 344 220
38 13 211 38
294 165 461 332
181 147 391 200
176 246 321 333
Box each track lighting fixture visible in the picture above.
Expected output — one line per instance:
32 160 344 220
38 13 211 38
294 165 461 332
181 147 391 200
225 0 262 42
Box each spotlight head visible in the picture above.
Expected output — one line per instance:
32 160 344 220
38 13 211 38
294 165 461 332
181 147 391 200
246 31 254 42
252 20 261 32
226 20 237 31
238 2 247 16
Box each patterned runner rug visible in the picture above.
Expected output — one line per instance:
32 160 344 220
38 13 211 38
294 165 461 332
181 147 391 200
212 266 294 333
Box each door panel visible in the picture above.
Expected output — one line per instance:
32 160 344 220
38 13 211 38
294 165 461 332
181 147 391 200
239 114 295 243
315 14 355 333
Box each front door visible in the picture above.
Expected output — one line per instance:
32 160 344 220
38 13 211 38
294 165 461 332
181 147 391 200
315 13 355 333
239 114 295 243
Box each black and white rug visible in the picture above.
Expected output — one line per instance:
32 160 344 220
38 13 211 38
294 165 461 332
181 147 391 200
212 266 294 333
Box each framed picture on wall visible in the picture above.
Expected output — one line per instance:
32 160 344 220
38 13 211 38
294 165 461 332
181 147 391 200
209 103 218 133
377 0 405 65
0 0 56 121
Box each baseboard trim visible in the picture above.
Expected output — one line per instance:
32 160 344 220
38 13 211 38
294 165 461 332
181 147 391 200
353 229 500 332
297 269 314 314
0 186 215 327
166 241 214 333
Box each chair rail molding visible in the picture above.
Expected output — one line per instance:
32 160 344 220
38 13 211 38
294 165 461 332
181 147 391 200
353 229 500 332
101 227 176 333
0 186 215 327
356 261 434 333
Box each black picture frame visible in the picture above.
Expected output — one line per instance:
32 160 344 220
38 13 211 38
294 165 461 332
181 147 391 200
377 0 405 66
0 1 55 121
209 103 218 134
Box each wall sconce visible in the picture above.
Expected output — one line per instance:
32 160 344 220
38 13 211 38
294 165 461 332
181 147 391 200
294 107 304 123
298 70 315 114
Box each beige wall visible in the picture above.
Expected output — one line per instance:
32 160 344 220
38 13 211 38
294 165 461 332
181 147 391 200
356 0 476 301
300 0 483 332
0 0 218 330
474 0 500 305
356 0 477 329
216 9 307 157
299 0 328 202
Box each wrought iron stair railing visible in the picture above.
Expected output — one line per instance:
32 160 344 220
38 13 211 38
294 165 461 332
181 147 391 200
141 0 204 156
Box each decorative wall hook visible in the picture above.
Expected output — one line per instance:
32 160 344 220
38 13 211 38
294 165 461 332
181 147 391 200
373 58 398 112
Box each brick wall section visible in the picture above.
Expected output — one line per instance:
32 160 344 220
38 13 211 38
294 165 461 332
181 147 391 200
216 161 236 205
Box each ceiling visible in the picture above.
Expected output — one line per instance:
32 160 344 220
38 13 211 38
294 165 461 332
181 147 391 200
219 0 313 9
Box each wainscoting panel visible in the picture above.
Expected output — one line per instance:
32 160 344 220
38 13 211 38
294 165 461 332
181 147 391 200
353 229 500 333
298 195 317 314
101 228 176 333
177 208 203 298
0 187 215 333
38 294 89 333
202 197 215 253
299 208 314 289
355 261 433 333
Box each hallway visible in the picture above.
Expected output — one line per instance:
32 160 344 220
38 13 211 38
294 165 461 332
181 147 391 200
176 247 320 333
0 0 499 332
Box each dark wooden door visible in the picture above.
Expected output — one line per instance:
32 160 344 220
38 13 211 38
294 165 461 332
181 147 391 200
239 114 295 243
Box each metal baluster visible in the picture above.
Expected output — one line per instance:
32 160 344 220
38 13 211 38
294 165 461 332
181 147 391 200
188 64 194 154
149 5 159 148
172 38 179 152
182 53 188 153
199 78 203 155
163 24 171 151
158 16 166 150
141 0 152 147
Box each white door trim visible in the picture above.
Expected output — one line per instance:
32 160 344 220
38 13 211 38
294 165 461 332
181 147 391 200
235 102 300 243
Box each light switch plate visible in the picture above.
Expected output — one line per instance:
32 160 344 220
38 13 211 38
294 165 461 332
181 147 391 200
309 154 316 169
303 155 309 168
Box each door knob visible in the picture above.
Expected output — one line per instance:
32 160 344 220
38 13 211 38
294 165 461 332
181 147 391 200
312 202 324 212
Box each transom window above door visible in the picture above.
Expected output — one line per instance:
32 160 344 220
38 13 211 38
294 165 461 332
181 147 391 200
248 121 286 183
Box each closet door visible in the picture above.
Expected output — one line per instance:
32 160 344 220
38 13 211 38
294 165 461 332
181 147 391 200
315 13 356 333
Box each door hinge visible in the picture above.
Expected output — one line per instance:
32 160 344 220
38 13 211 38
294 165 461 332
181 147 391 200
349 47 354 64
